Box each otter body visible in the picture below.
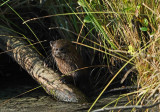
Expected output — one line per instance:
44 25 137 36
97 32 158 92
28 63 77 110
50 39 89 92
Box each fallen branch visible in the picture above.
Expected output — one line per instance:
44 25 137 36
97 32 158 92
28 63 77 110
0 28 87 103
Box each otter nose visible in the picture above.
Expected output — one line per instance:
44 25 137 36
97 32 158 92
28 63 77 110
54 48 60 54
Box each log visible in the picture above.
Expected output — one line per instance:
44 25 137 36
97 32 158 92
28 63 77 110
0 28 87 103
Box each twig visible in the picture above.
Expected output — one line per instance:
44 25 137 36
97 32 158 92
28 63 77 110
121 66 136 84
92 101 160 112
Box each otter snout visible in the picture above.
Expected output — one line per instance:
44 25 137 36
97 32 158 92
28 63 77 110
53 48 67 58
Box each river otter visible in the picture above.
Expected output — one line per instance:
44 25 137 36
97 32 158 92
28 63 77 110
50 39 90 92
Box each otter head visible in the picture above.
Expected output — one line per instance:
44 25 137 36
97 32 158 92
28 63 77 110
50 39 76 60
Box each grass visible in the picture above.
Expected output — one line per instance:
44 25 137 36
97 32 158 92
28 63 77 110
1 0 160 111
75 0 160 111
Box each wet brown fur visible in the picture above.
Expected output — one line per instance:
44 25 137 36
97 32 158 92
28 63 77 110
50 39 90 92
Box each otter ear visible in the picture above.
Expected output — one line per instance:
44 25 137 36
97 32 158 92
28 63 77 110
50 41 54 47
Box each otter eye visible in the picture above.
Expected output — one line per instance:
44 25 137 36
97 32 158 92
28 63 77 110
59 48 64 51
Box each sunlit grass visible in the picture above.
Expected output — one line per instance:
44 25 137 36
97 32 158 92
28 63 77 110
74 0 160 111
